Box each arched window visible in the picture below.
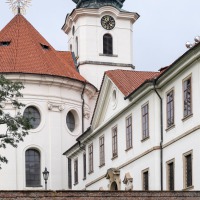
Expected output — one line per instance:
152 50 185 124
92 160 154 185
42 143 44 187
103 34 113 55
25 149 41 187
76 37 79 57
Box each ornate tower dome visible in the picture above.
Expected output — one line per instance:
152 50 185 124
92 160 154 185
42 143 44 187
72 0 125 10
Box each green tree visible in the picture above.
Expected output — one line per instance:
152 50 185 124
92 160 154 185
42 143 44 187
0 75 31 169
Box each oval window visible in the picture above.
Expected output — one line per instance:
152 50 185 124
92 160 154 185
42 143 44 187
23 106 41 129
66 111 75 132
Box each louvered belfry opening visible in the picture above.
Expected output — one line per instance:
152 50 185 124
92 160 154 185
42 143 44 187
103 34 113 55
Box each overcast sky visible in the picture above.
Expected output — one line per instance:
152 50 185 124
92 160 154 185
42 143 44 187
1 0 200 71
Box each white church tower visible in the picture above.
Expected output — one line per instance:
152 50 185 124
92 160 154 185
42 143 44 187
62 0 139 88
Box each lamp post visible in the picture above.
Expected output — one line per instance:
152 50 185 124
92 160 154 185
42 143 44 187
42 167 49 190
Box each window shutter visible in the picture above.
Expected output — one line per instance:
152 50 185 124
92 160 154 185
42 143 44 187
68 158 72 189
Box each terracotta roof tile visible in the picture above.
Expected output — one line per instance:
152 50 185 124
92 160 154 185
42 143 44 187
106 70 160 97
0 14 85 82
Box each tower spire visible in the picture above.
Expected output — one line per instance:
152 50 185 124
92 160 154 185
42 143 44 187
6 0 32 15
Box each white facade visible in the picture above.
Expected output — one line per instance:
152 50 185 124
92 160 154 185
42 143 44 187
62 6 139 88
65 44 200 191
0 74 97 190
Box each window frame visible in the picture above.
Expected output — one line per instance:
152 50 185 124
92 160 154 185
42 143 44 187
23 106 41 130
88 143 94 174
141 103 149 140
183 76 192 119
183 150 193 190
126 115 133 150
74 158 78 185
103 33 113 55
166 89 175 129
112 126 118 159
166 159 175 191
25 148 41 187
83 152 86 180
68 158 72 189
99 135 105 167
142 168 149 191
76 36 79 58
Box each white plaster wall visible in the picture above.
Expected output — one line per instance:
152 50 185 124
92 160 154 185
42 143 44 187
66 7 135 88
0 74 97 190
162 61 200 144
163 130 200 190
71 89 162 190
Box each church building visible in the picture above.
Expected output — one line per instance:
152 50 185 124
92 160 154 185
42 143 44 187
1 0 200 192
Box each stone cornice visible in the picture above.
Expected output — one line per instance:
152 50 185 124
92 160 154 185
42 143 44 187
77 61 134 69
62 6 139 34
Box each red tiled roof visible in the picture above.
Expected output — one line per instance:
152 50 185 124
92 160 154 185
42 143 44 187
0 14 85 82
106 70 160 97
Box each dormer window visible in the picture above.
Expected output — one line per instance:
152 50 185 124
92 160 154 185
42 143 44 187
40 43 49 50
0 41 11 46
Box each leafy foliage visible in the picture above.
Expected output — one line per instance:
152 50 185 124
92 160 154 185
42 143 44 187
0 75 31 169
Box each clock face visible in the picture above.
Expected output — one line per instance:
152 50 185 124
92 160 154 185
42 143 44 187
101 15 115 30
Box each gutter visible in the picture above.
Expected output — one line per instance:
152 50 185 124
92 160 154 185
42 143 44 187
153 79 163 191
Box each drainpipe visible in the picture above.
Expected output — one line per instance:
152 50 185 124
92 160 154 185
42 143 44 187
81 82 86 135
153 79 163 191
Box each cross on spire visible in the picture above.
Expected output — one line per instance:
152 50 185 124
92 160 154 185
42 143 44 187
6 0 31 15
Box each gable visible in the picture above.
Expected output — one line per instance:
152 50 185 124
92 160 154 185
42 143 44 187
92 75 128 129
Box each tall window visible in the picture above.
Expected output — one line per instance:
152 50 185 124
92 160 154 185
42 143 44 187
184 153 192 188
88 144 93 173
25 149 41 187
126 115 132 149
74 158 78 184
76 37 78 57
167 161 174 191
68 158 72 189
99 136 105 166
83 153 86 180
167 90 174 128
142 103 149 139
183 77 192 117
112 126 118 158
103 34 113 55
142 170 149 191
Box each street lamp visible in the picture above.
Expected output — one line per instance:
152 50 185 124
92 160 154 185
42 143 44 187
42 167 49 190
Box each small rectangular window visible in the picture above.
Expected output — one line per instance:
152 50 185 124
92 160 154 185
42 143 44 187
88 144 93 173
184 153 193 188
142 170 149 191
68 158 72 189
167 161 175 191
0 41 10 46
83 152 86 180
166 90 174 128
183 77 192 117
74 158 78 185
99 136 105 166
126 115 132 150
142 103 149 139
112 126 118 158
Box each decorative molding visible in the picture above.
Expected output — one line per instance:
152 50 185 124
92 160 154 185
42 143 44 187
106 168 121 191
123 172 133 191
47 102 65 112
77 60 134 69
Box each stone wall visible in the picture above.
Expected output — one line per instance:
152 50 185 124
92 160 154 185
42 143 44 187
0 191 200 200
